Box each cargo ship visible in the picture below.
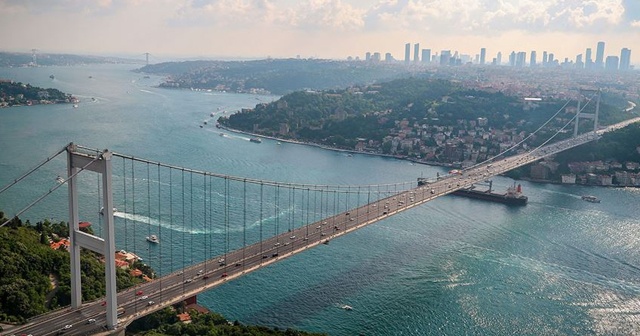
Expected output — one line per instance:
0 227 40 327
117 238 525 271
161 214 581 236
452 181 527 206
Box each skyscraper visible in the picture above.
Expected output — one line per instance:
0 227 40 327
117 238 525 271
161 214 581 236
516 52 526 67
585 48 593 68
605 55 619 71
440 50 451 66
496 52 502 66
509 51 516 66
542 51 548 66
385 52 394 62
480 48 486 65
421 49 431 64
595 41 605 68
405 43 411 63
620 48 631 71
530 51 537 67
365 52 371 61
576 54 583 68
414 43 420 62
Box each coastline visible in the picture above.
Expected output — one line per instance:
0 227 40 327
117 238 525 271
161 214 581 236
216 124 457 169
218 124 638 189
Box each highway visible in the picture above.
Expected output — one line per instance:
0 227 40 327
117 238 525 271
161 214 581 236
6 117 640 336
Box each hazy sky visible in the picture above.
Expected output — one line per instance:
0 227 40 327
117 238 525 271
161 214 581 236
1 0 639 63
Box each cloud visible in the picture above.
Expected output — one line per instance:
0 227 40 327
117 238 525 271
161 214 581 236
361 0 627 34
631 20 640 28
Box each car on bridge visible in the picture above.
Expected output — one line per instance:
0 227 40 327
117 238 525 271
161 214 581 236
136 290 143 296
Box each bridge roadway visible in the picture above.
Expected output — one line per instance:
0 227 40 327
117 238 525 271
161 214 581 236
7 118 640 336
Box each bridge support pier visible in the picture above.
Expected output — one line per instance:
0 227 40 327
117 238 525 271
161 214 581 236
67 143 118 330
574 88 601 137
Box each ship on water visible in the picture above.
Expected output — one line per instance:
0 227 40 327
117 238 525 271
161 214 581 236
418 178 527 206
452 181 528 206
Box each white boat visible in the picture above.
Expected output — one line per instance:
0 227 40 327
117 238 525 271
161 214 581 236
99 207 117 215
146 235 159 244
581 195 600 203
341 305 353 310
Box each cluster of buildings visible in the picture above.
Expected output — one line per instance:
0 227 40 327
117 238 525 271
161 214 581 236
49 227 151 281
359 41 633 71
530 159 640 186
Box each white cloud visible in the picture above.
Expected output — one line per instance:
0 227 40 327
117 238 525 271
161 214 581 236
631 20 640 28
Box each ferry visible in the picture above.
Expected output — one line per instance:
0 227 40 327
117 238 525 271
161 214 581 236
249 138 262 144
146 235 159 244
581 195 600 203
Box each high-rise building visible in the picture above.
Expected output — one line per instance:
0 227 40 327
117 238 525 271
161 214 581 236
372 52 381 62
575 54 583 68
385 52 394 62
542 51 548 66
405 43 411 63
440 50 451 66
530 51 537 67
585 48 593 68
595 41 605 68
414 43 420 62
605 55 619 71
548 53 555 65
620 48 631 71
365 52 371 61
480 48 486 65
496 52 502 66
516 52 526 67
421 49 431 64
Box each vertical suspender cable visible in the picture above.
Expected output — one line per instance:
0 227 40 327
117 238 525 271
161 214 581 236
157 163 162 300
242 179 247 270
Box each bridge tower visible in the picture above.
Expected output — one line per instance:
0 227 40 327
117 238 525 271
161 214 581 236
66 143 119 329
573 88 601 137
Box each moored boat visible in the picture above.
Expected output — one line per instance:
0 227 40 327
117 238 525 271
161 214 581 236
250 137 262 143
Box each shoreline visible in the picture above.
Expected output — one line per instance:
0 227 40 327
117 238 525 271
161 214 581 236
218 124 638 189
216 124 457 169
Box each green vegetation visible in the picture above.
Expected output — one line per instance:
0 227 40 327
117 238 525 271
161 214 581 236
0 211 148 323
127 307 326 336
0 81 73 106
140 58 411 95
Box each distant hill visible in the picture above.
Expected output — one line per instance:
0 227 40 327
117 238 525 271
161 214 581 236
137 58 412 95
0 52 143 67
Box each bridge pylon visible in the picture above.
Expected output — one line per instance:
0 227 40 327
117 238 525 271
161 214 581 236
66 143 118 330
573 88 601 137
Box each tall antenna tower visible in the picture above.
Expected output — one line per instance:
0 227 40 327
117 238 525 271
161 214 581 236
31 49 38 66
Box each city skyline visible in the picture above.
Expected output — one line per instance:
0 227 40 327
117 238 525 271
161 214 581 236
0 0 639 65
372 40 633 70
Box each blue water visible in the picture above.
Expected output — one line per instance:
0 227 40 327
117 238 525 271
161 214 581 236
1 65 640 335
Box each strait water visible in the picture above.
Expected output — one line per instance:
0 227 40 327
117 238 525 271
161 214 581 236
1 65 640 335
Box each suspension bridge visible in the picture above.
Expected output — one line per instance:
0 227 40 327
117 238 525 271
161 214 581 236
3 92 640 335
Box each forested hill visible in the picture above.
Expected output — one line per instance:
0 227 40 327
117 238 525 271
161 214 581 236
138 58 411 95
217 77 630 157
